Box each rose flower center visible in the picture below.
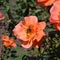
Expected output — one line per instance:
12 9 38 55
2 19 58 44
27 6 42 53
26 27 33 39
27 28 31 33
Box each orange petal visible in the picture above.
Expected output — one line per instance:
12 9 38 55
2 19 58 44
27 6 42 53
33 31 45 42
36 0 55 6
2 35 9 42
3 42 10 47
20 40 32 48
23 16 38 26
50 17 60 24
36 0 47 5
37 0 47 2
50 3 60 21
13 22 28 41
2 35 16 47
32 39 43 48
53 0 60 10
38 22 46 30
44 0 55 6
11 43 16 47
50 0 60 30
10 39 16 47
54 23 60 31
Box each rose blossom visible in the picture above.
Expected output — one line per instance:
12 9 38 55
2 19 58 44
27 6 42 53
50 0 60 30
13 16 46 48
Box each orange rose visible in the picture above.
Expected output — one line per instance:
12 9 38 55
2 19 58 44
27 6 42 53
50 0 60 30
2 35 16 47
0 12 5 21
13 16 46 48
36 0 55 6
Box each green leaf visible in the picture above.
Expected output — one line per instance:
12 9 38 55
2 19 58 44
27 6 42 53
6 6 10 12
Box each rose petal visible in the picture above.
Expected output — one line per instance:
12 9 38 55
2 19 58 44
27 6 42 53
32 39 43 48
33 31 45 42
38 22 46 30
21 40 32 48
23 16 38 26
54 23 60 31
